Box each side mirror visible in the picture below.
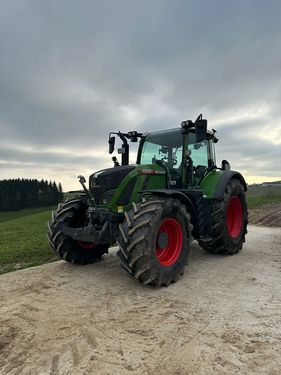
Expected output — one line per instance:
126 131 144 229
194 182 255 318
195 119 207 143
221 160 231 170
108 136 115 154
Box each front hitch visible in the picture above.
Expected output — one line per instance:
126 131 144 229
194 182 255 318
58 221 100 243
57 206 124 245
57 219 115 245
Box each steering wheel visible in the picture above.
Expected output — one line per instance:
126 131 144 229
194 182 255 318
160 157 177 167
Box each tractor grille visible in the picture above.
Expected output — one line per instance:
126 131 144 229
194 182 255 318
89 166 134 204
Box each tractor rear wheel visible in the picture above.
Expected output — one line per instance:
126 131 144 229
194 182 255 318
117 197 191 286
47 197 108 264
199 178 248 255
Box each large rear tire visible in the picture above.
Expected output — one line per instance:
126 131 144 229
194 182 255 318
117 198 192 286
47 197 108 264
199 178 248 255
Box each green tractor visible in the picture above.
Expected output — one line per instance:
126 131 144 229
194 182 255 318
47 115 248 286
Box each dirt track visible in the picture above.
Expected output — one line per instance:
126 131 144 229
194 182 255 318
249 203 281 227
0 225 281 375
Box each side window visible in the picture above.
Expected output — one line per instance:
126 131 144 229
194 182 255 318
140 141 162 164
173 146 182 168
189 141 208 168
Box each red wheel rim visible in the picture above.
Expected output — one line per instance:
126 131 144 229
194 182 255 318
78 241 96 249
156 218 183 266
226 196 243 239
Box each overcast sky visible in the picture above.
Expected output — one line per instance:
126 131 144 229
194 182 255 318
1 0 281 191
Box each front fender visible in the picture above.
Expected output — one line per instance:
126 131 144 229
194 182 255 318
141 189 197 217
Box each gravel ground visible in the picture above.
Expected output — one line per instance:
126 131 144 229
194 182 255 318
249 203 281 227
0 225 281 375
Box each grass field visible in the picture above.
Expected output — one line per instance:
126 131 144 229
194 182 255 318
0 206 57 224
0 206 59 274
247 185 281 208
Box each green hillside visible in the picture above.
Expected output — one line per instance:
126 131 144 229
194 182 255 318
0 206 59 274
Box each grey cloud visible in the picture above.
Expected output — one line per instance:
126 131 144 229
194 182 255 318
215 119 281 178
0 0 281 189
0 146 106 166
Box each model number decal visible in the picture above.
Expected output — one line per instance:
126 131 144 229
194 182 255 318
139 169 166 175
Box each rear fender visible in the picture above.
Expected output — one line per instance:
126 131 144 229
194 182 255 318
214 171 247 199
200 170 247 199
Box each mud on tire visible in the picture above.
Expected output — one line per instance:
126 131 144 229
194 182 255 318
199 178 248 255
117 197 192 286
47 197 108 264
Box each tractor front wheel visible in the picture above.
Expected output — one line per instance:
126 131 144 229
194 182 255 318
117 198 192 286
47 197 108 264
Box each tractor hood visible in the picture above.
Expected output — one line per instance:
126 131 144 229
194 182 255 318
89 164 167 209
89 165 135 205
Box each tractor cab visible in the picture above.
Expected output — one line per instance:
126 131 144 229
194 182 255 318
107 114 218 190
137 127 217 188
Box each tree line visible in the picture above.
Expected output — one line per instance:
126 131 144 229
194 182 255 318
0 179 63 211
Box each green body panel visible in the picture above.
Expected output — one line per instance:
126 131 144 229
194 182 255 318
199 170 224 198
99 164 166 213
97 165 228 213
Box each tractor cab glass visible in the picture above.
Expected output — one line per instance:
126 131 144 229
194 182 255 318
140 128 213 162
139 128 216 187
140 129 183 168
189 141 209 168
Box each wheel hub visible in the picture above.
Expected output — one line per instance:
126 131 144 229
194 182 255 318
157 232 168 249
156 217 183 267
226 196 243 239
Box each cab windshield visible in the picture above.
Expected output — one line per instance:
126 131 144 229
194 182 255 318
139 129 210 169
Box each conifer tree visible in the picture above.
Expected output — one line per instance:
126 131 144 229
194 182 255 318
0 179 63 211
